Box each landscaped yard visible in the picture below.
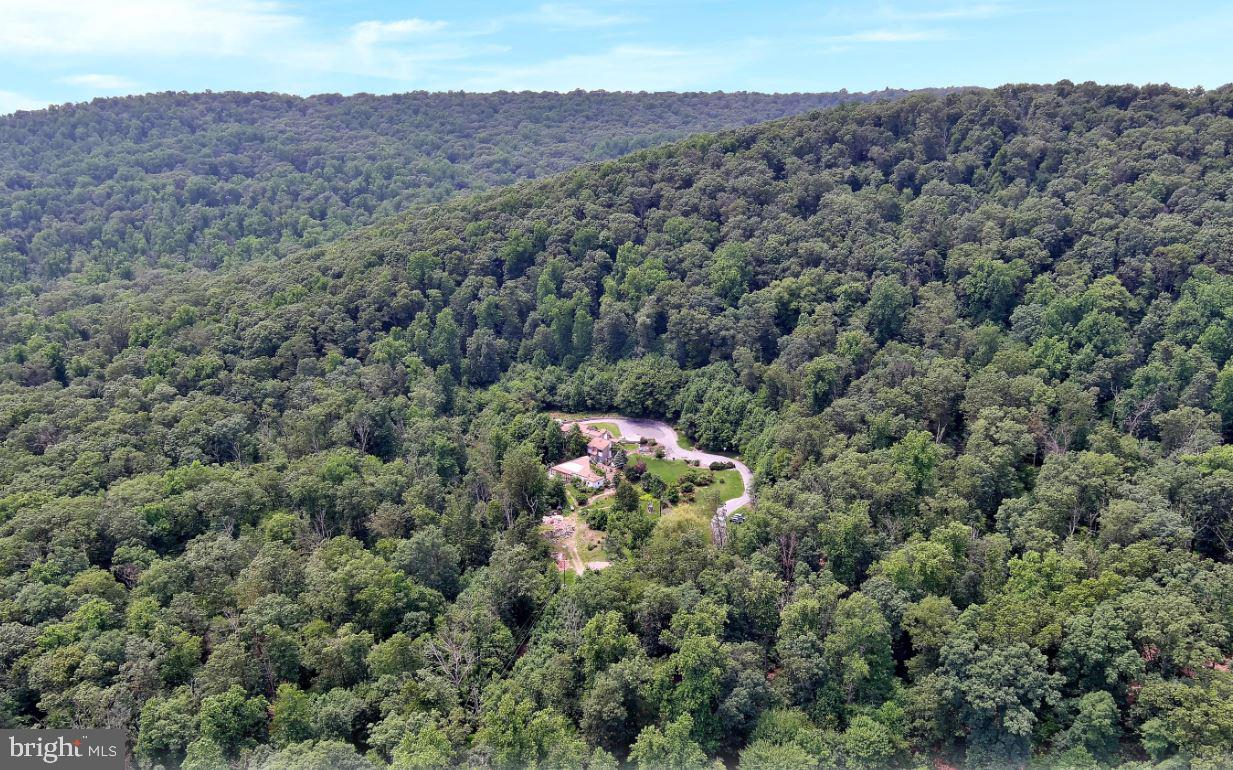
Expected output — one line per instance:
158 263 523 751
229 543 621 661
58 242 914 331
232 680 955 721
641 455 692 484
641 456 744 500
653 497 725 544
589 421 622 439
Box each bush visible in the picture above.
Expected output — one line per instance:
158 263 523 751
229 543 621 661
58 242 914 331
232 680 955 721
584 505 608 530
642 474 667 498
709 460 735 471
625 459 647 481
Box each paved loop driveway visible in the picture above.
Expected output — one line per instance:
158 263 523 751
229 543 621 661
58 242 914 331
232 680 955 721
578 417 753 517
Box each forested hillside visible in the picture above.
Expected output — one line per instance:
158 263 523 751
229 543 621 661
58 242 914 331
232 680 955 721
5 82 1233 769
0 89 909 288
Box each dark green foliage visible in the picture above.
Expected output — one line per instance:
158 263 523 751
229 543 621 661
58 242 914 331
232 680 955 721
0 89 911 287
3 82 1233 768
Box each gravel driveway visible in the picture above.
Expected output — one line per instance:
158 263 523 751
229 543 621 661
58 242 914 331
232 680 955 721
578 417 753 517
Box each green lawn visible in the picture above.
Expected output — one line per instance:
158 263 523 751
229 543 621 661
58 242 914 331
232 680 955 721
589 421 621 439
579 538 606 561
641 456 693 484
655 498 719 542
638 455 745 546
713 468 744 498
641 456 744 500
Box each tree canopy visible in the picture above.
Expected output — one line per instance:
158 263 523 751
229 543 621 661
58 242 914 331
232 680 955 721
3 82 1233 768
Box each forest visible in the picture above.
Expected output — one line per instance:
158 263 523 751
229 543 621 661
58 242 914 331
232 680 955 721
0 89 910 289
3 82 1233 769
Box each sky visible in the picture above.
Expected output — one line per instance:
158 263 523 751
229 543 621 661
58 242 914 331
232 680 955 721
2 0 1233 115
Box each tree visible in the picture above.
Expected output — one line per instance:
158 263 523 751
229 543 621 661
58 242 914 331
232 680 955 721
889 430 940 496
866 276 912 344
392 721 453 770
615 479 641 514
581 656 653 754
200 685 269 756
902 595 958 679
937 630 1062 768
182 739 229 770
499 444 548 528
1136 674 1233 762
136 687 198 766
472 693 587 770
656 633 730 750
711 243 752 306
839 714 903 770
823 593 895 706
428 309 462 375
738 739 818 770
566 425 590 458
394 527 462 598
271 684 314 747
616 357 684 417
1056 605 1143 698
775 581 845 718
580 611 639 679
256 740 378 770
629 715 714 770
1063 691 1121 762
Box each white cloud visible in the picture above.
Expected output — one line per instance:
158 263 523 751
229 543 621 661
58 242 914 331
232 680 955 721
0 0 300 56
58 73 140 91
457 42 762 92
281 17 497 84
875 2 1012 21
0 90 49 115
349 18 449 49
535 3 639 29
0 0 468 87
823 28 947 43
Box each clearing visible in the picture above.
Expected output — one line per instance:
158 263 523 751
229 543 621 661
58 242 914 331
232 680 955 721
641 456 745 499
588 421 622 439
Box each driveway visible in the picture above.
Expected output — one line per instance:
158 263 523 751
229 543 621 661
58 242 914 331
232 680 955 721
578 417 753 517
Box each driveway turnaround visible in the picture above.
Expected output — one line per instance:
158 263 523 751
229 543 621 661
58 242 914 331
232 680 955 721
577 417 753 517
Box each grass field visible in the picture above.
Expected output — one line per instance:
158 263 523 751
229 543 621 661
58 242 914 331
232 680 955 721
589 421 621 439
641 455 693 484
712 468 744 498
655 499 714 541
641 456 744 499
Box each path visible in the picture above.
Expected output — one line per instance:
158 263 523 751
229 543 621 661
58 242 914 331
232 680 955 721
576 416 754 543
566 532 585 575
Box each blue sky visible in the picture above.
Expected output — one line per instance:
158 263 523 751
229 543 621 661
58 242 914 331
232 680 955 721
2 1 1232 115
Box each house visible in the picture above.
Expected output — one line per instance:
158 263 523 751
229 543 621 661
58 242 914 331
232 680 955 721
587 435 613 464
548 457 605 489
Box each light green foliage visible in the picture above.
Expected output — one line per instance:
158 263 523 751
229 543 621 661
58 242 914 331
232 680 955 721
472 692 587 770
629 715 715 770
5 84 1233 770
200 685 269 756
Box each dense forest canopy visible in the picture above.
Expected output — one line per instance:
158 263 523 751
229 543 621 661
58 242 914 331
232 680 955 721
0 88 915 289
4 82 1233 769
